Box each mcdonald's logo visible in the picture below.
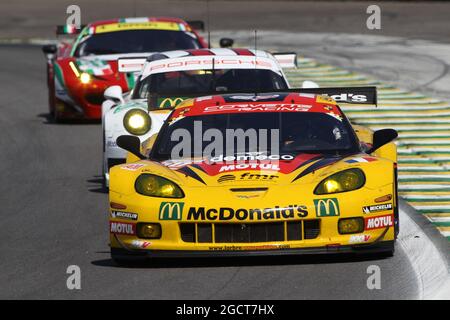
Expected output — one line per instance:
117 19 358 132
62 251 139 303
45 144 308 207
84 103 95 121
314 198 340 217
159 202 184 220
158 97 185 109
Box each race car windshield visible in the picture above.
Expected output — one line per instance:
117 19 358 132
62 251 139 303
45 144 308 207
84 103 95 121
133 69 288 99
73 30 201 56
151 111 359 161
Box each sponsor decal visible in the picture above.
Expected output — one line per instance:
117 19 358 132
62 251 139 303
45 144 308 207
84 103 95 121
159 202 184 220
121 163 145 171
158 97 185 109
330 93 368 103
349 234 371 244
210 153 294 163
365 214 394 230
219 163 280 173
217 173 279 184
131 240 151 249
186 205 308 221
111 210 138 221
362 203 393 214
110 222 136 235
203 103 312 114
209 244 290 251
314 198 340 217
95 22 182 34
217 174 236 183
345 157 377 164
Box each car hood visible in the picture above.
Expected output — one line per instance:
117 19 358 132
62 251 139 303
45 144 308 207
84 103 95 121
116 153 391 190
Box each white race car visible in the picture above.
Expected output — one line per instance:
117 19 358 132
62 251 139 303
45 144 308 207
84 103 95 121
101 48 310 186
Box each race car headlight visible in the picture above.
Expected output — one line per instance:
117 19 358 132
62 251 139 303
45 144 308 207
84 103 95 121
137 223 161 239
135 174 184 198
123 109 151 135
80 72 91 84
338 218 364 234
314 169 365 195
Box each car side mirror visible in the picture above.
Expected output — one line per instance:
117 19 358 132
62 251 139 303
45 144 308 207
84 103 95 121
42 44 58 60
104 85 124 104
219 38 234 48
116 135 145 160
42 44 57 55
368 129 398 153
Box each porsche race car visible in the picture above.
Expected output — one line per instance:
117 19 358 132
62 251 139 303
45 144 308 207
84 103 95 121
102 48 301 186
42 17 207 121
108 87 399 263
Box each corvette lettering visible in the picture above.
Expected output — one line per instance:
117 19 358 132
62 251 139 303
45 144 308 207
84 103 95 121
204 104 312 113
365 214 394 230
187 205 308 221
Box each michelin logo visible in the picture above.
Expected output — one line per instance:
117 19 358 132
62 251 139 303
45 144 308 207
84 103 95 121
362 203 393 214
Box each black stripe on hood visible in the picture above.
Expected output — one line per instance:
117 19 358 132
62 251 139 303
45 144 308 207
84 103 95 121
291 156 344 182
177 166 206 185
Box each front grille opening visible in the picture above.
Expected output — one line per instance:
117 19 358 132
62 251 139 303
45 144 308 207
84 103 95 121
287 221 302 241
197 224 212 243
180 223 195 243
304 220 320 239
179 220 321 243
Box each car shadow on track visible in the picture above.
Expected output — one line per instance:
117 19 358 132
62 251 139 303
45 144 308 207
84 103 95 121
87 175 108 194
91 253 390 269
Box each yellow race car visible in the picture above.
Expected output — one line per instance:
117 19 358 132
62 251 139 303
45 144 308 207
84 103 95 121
108 87 398 263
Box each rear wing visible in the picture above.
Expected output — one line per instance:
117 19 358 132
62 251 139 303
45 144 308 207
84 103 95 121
146 86 377 111
118 57 147 73
56 25 85 35
272 52 297 69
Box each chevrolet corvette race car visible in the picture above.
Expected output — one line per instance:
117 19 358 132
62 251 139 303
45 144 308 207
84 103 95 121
102 48 300 186
108 87 399 263
42 17 207 121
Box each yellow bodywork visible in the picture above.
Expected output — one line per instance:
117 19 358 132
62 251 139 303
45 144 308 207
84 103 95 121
110 123 397 254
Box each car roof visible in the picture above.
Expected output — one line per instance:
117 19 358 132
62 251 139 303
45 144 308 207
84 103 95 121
169 92 344 119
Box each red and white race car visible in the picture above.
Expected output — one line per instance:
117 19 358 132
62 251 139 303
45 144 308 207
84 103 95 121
42 17 208 121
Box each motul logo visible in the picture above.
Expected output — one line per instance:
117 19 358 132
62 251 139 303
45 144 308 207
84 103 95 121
110 222 136 235
365 214 394 230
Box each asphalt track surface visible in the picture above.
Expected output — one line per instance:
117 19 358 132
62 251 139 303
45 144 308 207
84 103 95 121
1 1 450 300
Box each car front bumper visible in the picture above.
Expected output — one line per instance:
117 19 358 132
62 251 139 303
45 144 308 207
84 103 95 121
111 240 395 260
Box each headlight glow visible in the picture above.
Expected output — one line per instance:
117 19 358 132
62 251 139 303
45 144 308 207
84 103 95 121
135 174 184 198
80 72 91 84
123 109 151 135
314 168 365 195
